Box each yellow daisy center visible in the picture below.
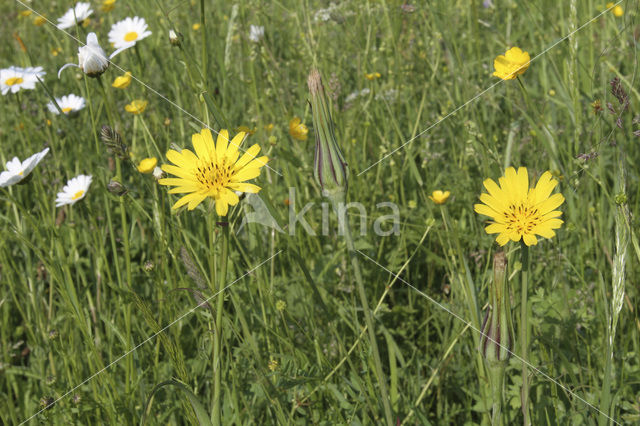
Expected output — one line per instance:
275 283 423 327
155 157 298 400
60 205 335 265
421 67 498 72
6 77 24 86
195 159 234 193
72 190 85 200
62 107 73 113
124 31 138 42
503 202 540 236
18 170 24 176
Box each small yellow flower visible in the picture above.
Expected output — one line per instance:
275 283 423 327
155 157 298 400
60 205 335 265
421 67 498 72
19 10 32 17
264 123 274 132
192 23 201 30
82 17 91 28
606 2 624 17
429 190 450 205
408 200 417 209
125 99 148 114
235 125 256 135
365 72 381 80
288 117 308 141
112 71 132 89
268 358 279 371
33 16 46 26
492 47 530 80
474 167 564 246
548 89 556 96
51 47 62 57
101 0 116 12
137 157 157 173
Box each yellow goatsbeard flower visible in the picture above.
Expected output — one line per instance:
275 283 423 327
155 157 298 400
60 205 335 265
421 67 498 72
159 128 268 215
474 167 564 246
493 47 530 80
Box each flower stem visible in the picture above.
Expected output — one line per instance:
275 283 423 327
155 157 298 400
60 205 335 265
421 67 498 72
211 222 229 425
339 203 394 426
519 242 530 425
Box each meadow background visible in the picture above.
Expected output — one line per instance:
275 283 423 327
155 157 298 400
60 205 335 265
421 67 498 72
1 0 639 424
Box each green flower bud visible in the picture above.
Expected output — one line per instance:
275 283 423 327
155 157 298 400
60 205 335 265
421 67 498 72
308 69 348 202
479 252 513 365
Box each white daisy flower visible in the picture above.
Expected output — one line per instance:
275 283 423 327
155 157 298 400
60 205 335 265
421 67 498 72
249 25 264 42
47 94 86 115
55 174 92 207
0 66 46 95
0 148 50 187
58 33 125 78
108 17 152 50
57 2 93 30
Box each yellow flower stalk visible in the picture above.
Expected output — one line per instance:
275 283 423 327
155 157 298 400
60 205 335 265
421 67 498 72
159 128 268 215
493 47 530 80
137 157 157 174
429 190 450 205
288 117 308 141
112 71 132 89
124 99 148 114
474 167 564 246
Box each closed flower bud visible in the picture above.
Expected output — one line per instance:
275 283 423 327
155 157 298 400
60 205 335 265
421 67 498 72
58 32 127 79
107 179 127 196
169 29 182 46
308 69 348 202
479 252 513 365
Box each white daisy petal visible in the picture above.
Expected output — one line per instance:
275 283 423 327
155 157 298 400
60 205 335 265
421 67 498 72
47 94 86 115
57 2 93 30
55 174 92 207
0 66 46 95
0 148 50 187
108 16 152 50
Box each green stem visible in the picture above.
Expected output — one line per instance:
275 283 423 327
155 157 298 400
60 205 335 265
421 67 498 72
520 242 530 425
489 364 505 426
339 204 394 426
211 222 229 425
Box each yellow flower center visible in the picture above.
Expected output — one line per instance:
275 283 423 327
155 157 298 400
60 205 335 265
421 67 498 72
195 159 233 193
124 31 138 42
62 107 73 113
18 170 24 176
503 202 540 235
72 190 85 200
5 77 24 86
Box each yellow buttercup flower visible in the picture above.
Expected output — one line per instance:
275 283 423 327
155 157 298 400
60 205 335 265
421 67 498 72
137 157 157 173
429 190 450 205
101 0 116 12
474 167 564 246
112 71 132 89
288 117 308 141
19 10 32 17
159 128 268 215
192 23 201 30
33 16 46 26
492 47 530 80
606 2 624 17
365 72 381 80
125 99 148 114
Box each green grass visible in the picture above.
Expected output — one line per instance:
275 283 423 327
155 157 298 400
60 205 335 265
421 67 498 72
1 0 639 424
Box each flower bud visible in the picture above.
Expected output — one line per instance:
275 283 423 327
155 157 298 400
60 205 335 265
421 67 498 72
107 179 127 196
308 69 348 202
479 252 513 365
169 29 182 46
58 33 109 78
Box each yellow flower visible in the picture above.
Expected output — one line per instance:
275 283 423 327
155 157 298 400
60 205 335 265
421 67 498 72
264 123 274 132
192 23 201 30
268 358 279 371
19 10 32 17
474 167 564 246
288 117 308 141
101 0 116 12
125 99 148 114
365 72 381 80
33 16 46 26
51 47 62 57
492 47 530 80
429 190 450 205
137 157 157 173
159 128 268 214
235 125 256 135
112 71 132 89
606 2 624 17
